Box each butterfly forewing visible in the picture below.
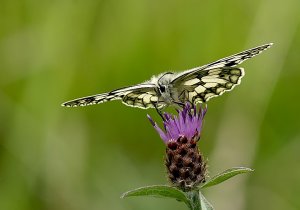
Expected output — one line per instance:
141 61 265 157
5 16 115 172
204 43 272 68
172 43 272 84
62 84 159 109
62 92 123 107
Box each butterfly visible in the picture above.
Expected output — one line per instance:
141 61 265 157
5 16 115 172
62 43 272 114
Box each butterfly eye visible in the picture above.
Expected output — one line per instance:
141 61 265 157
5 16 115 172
159 85 166 93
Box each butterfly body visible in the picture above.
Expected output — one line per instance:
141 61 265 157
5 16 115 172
153 72 179 105
62 43 272 110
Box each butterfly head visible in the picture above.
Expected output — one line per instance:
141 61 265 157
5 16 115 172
158 84 166 93
156 72 176 104
158 72 174 93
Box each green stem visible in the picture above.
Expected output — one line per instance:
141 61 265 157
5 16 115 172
186 190 201 210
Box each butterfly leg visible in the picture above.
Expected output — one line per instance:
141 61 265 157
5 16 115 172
155 106 165 120
154 102 165 120
171 100 186 110
173 101 185 107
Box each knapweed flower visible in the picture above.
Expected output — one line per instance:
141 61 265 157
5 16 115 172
148 103 207 191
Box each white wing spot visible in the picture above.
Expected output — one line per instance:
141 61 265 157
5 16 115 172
106 95 115 100
208 69 222 75
204 93 215 100
202 77 227 84
150 96 158 102
184 78 200 86
134 102 144 107
188 91 197 101
138 94 146 99
230 75 239 83
205 74 219 78
194 85 206 94
194 97 203 104
230 69 242 75
204 83 218 88
126 100 134 105
226 83 233 88
95 96 105 100
216 87 226 94
143 94 152 104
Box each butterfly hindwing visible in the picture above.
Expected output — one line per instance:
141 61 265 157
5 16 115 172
62 84 159 109
122 89 165 109
178 67 244 104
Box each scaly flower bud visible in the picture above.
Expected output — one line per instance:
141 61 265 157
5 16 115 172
148 104 207 191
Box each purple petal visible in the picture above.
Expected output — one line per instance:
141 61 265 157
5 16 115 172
153 124 168 144
147 104 207 143
147 114 156 126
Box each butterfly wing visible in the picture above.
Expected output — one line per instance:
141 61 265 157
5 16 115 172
62 84 164 109
121 87 165 109
176 67 244 104
173 43 272 83
172 43 272 104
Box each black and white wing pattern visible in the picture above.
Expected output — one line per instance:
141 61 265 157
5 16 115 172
172 43 272 104
62 84 164 109
62 43 272 110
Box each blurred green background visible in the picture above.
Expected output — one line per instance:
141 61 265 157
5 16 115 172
1 0 300 210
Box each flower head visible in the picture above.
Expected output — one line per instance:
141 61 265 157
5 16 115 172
148 103 207 191
147 103 207 144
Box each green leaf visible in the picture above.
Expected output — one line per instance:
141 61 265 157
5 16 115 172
201 167 254 189
121 185 192 209
199 191 214 210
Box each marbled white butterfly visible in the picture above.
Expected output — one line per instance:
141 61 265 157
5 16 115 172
62 43 272 113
